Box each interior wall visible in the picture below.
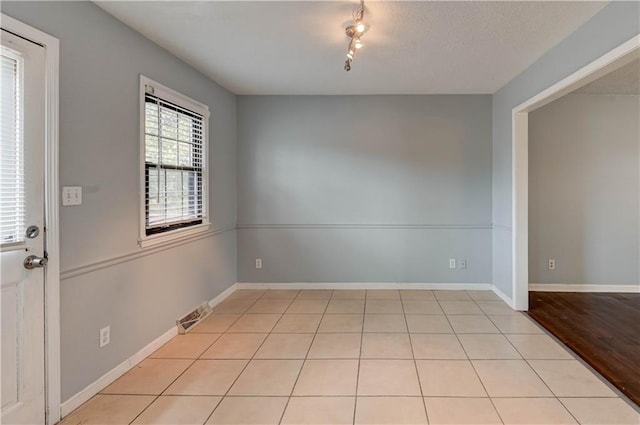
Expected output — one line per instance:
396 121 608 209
491 1 640 300
529 94 639 286
237 95 493 283
2 1 237 402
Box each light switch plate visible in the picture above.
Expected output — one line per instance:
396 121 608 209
62 186 82 206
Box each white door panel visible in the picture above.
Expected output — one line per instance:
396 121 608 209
1 29 46 425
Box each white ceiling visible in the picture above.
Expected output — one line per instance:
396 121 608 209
574 58 640 95
95 1 607 95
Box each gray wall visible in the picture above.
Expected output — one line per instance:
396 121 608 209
492 1 640 298
2 2 237 401
237 95 493 283
529 94 639 286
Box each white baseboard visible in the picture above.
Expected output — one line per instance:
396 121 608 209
61 284 239 418
491 285 515 308
60 326 177 417
236 282 493 291
529 283 640 293
208 282 239 308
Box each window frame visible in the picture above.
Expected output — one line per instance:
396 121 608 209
138 75 211 248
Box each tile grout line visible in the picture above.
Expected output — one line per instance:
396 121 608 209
125 294 264 425
277 290 334 425
400 292 431 425
352 290 368 425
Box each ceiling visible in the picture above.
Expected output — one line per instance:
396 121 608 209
574 58 640 95
95 1 607 95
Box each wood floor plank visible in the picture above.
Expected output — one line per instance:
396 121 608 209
527 291 640 407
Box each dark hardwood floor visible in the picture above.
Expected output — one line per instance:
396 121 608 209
527 291 640 407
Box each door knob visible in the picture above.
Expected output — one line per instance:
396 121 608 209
24 255 47 269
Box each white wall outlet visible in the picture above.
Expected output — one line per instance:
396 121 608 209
449 259 456 269
62 186 82 206
459 259 467 269
99 326 110 348
548 259 556 270
255 258 262 269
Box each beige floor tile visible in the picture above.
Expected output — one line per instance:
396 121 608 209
254 333 314 359
440 300 484 314
213 298 257 314
165 360 247 395
308 333 362 358
59 395 154 425
261 289 300 299
361 333 413 359
529 360 617 397
273 314 322 333
332 289 366 300
476 300 517 315
286 298 329 313
297 289 333 299
492 398 578 424
247 298 293 313
207 397 288 425
488 314 544 334
228 289 266 299
458 334 522 359
560 397 640 425
472 360 553 397
366 300 403 314
281 397 355 425
434 290 472 300
416 360 487 396
193 314 241 333
424 397 502 425
410 334 467 359
226 314 281 333
400 290 435 300
355 397 427 424
448 315 500 334
357 360 422 396
506 334 573 359
228 359 303 396
402 300 444 314
200 333 267 359
318 314 363 332
102 359 192 395
293 359 359 395
366 289 401 300
150 333 221 359
132 395 220 424
363 314 407 332
406 315 453 333
466 290 501 301
325 300 365 314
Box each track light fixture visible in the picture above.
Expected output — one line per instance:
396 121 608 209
344 0 366 72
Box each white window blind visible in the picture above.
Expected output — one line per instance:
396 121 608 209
143 87 205 235
0 49 24 246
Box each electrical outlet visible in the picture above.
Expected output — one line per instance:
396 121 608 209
548 259 556 270
255 258 262 269
459 259 467 269
99 326 110 348
62 186 82 206
449 259 456 269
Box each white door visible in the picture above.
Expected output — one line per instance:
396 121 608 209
1 29 47 425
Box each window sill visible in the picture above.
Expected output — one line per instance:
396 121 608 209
138 222 210 249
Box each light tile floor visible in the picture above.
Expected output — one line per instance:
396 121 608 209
61 289 640 425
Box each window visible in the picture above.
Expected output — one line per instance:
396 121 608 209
140 76 210 246
0 48 25 247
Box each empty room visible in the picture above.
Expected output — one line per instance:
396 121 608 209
0 1 638 425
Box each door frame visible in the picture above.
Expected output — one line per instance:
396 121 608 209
511 34 640 310
1 14 60 425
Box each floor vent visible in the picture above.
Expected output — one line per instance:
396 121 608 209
177 302 212 334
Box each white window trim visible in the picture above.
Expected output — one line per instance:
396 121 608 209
138 75 211 248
